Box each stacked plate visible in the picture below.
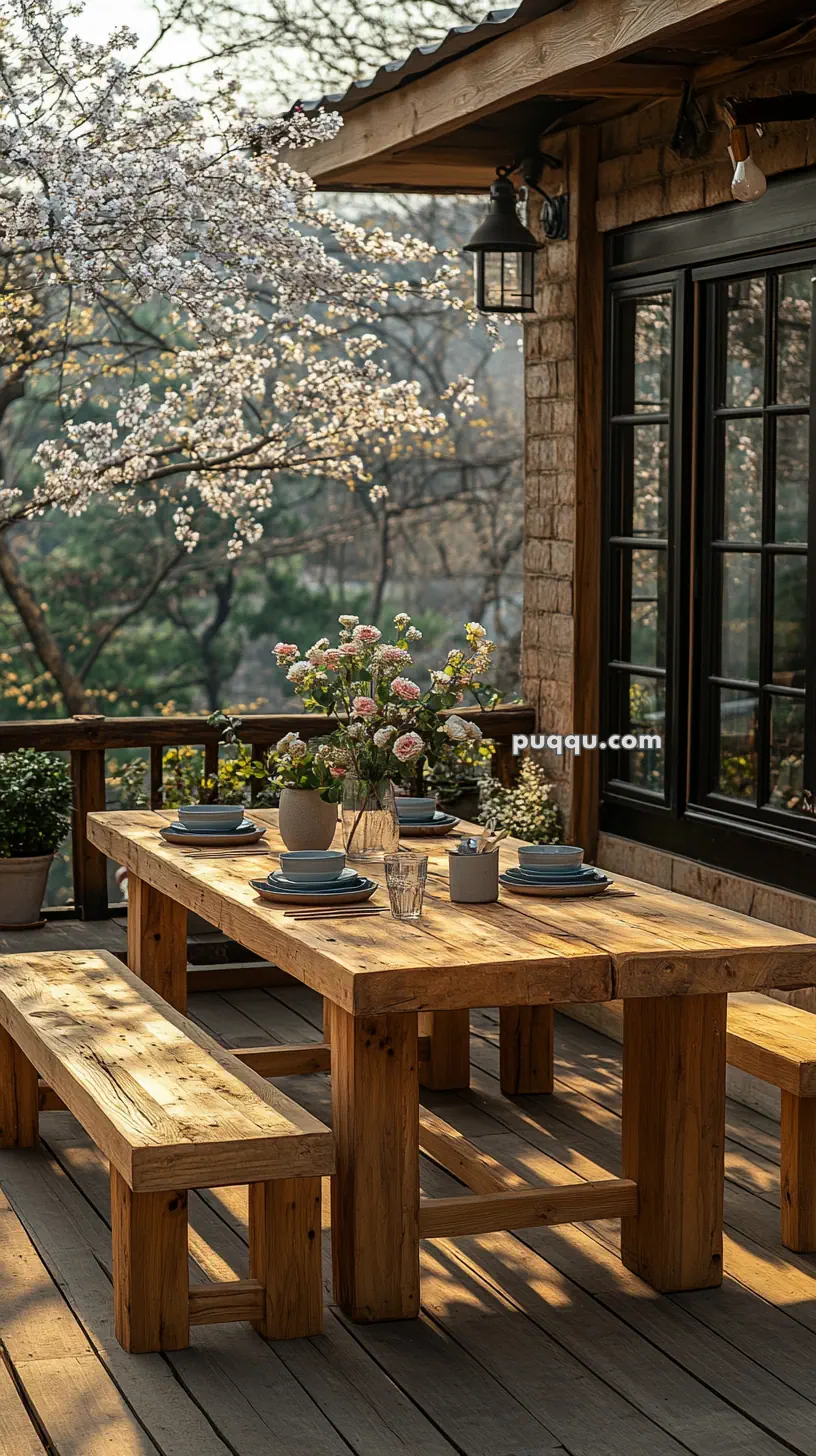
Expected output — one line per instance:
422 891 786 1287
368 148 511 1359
250 850 377 906
160 804 267 847
396 796 459 837
500 844 613 898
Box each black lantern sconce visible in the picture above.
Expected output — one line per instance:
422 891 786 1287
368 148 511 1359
464 154 568 315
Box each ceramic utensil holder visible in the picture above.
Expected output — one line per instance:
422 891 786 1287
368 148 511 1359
448 848 499 904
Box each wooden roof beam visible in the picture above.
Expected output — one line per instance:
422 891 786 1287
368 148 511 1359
290 0 766 183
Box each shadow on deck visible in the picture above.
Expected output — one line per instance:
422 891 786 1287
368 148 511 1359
0 921 814 1455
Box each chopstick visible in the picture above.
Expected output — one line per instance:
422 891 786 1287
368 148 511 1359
178 848 276 858
284 907 387 921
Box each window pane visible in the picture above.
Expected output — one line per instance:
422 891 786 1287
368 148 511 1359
724 277 765 408
619 548 667 667
772 554 807 688
721 553 760 681
718 688 758 801
626 295 672 413
777 269 813 405
768 697 806 811
619 423 669 536
617 674 665 792
723 418 762 541
775 415 809 542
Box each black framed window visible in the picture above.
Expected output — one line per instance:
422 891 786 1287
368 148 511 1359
601 172 816 895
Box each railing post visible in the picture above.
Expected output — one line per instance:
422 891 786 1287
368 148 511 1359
71 747 109 920
149 746 163 809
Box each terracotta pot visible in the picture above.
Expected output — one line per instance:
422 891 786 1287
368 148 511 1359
278 788 338 851
0 853 53 926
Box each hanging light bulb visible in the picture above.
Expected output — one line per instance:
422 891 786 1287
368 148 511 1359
729 126 767 202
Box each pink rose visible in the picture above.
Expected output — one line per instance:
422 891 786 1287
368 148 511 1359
352 624 382 644
324 649 342 670
352 695 378 717
392 731 424 762
273 642 299 662
391 676 421 703
379 644 410 666
329 764 347 778
340 641 360 657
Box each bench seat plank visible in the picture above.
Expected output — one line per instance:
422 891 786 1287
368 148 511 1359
726 992 816 1097
0 950 334 1192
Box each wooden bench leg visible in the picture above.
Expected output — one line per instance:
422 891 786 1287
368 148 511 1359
499 1006 554 1095
621 993 726 1293
127 874 188 1012
418 1010 469 1090
331 1005 420 1321
111 1168 189 1352
781 1091 816 1252
249 1177 323 1338
0 1028 38 1148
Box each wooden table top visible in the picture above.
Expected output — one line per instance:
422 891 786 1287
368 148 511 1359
88 810 816 1016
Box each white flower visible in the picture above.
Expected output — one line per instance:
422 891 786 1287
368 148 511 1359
392 731 425 763
444 714 469 741
338 615 360 629
289 738 308 760
464 720 483 742
406 626 423 642
393 612 411 632
286 660 311 685
373 725 397 747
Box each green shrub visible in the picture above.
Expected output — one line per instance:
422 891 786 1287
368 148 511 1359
0 749 73 857
477 757 562 844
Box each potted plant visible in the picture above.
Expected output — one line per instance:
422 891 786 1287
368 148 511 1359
270 734 344 850
0 749 73 926
272 614 501 860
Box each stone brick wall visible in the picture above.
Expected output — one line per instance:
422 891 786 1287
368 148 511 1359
521 59 816 838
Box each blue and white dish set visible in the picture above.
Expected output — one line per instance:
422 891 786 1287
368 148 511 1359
160 803 268 847
396 796 459 836
250 850 378 907
500 843 612 898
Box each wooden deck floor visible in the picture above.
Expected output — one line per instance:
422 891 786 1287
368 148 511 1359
1 927 816 1454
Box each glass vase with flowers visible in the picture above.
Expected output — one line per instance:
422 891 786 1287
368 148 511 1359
272 613 500 860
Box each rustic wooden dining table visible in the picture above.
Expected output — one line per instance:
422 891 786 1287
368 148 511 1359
88 808 816 1324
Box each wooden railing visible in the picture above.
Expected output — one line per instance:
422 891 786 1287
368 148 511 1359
0 704 535 921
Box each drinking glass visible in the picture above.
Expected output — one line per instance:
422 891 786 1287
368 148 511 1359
384 852 428 921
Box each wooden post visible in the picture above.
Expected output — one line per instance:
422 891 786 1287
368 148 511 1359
418 1010 470 1090
203 741 218 801
570 125 604 859
0 1028 38 1148
499 1006 554 1095
149 746 163 809
780 1091 816 1252
330 1005 420 1322
71 748 109 920
127 874 188 1012
621 993 727 1292
248 1178 323 1338
110 1168 189 1353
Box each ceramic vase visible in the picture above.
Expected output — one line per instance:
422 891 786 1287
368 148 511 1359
278 788 338 851
341 776 400 862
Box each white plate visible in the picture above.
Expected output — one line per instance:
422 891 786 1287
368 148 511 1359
161 825 267 847
500 876 612 898
251 877 378 906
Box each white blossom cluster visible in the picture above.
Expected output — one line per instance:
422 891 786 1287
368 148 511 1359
0 0 473 549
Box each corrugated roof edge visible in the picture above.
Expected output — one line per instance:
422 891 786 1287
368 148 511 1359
285 0 569 117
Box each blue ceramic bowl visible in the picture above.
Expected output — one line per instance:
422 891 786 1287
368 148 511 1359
517 844 584 870
178 804 245 832
278 849 346 882
396 796 437 821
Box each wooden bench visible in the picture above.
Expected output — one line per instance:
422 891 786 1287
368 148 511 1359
0 949 334 1353
560 992 816 1253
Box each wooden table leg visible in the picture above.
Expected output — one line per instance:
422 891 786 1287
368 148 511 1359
418 1010 469 1090
111 1168 189 1352
499 1006 554 1094
0 1028 38 1148
127 874 187 1012
621 993 726 1292
331 1006 420 1321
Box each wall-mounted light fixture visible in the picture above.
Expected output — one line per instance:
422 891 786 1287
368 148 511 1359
464 153 567 315
724 93 816 203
